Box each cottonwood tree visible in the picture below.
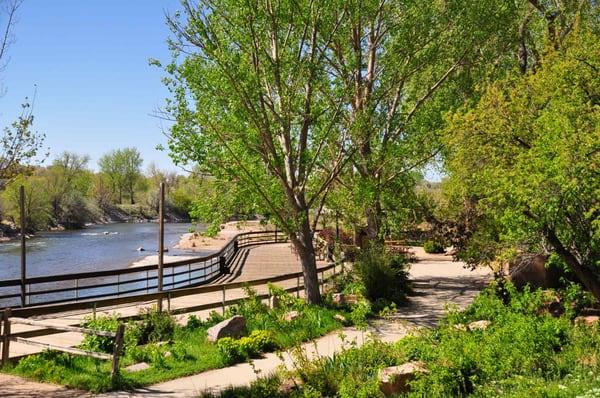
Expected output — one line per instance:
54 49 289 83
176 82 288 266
98 148 143 204
443 30 600 299
163 0 351 304
325 0 521 242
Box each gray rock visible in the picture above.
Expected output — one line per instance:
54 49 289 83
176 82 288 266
378 361 428 396
468 320 491 331
206 315 246 342
125 362 150 372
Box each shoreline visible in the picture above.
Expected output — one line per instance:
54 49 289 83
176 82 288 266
176 220 275 252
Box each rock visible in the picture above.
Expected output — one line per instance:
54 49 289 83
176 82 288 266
468 320 491 331
278 376 303 395
206 315 247 342
332 293 360 306
334 314 347 323
575 315 600 326
103 231 109 235
283 310 300 322
378 361 428 396
125 362 150 372
137 247 145 252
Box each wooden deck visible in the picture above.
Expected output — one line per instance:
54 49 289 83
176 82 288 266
4 243 330 359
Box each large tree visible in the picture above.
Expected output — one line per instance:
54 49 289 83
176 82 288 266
443 29 600 299
322 0 521 242
163 0 351 304
98 147 142 204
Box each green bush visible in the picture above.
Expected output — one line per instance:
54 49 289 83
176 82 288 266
423 240 445 254
353 244 411 304
217 330 278 364
136 307 176 344
80 314 138 354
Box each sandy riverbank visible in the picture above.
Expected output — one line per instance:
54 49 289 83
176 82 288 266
176 220 275 251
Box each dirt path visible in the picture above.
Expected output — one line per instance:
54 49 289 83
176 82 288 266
0 247 491 397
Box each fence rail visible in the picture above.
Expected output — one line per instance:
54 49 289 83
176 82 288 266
0 229 287 309
1 308 126 379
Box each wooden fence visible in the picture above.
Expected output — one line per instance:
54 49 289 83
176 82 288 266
0 229 287 308
1 308 126 379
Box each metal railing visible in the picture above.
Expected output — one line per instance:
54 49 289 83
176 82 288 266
0 230 287 308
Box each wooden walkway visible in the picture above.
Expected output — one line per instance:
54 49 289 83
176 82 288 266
4 243 330 360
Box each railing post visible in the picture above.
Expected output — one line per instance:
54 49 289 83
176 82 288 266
19 186 26 308
233 240 238 254
167 292 171 313
93 302 97 320
111 323 126 381
275 229 278 243
296 276 300 298
75 278 79 301
2 308 11 366
219 256 228 275
188 263 192 285
221 285 226 315
157 182 165 312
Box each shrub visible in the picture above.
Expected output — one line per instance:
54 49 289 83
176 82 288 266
136 307 176 344
353 244 411 304
217 330 278 364
423 240 445 254
80 314 138 354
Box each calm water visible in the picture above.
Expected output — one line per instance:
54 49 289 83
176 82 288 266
0 222 206 280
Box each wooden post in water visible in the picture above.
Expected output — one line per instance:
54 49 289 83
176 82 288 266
157 182 165 312
20 186 26 308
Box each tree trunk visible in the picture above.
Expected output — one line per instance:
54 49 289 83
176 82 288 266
365 197 383 244
545 228 600 301
290 217 321 305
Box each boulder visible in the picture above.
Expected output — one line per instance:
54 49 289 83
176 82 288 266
283 310 300 322
378 361 428 396
125 362 150 372
468 320 491 331
507 254 564 290
278 376 303 395
206 315 247 342
575 315 600 327
332 293 360 306
334 314 347 323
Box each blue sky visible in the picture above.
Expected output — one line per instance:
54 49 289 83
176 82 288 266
1 0 182 172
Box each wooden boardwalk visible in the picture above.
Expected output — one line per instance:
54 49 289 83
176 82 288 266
5 243 330 359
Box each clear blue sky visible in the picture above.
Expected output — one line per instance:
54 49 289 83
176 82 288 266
1 0 182 172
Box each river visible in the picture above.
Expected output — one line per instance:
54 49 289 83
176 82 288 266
0 222 207 280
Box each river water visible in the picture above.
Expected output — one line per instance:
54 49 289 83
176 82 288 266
0 222 206 280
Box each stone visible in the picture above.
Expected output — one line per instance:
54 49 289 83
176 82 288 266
575 315 600 326
332 293 360 306
334 314 347 323
468 320 491 331
283 310 300 322
278 376 303 395
125 362 150 372
378 361 428 396
137 247 145 252
206 315 247 342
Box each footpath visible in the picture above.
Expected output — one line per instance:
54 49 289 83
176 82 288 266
0 248 491 397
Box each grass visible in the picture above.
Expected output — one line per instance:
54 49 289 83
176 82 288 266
205 281 600 397
2 285 350 392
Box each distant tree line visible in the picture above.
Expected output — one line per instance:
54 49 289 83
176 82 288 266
0 148 202 232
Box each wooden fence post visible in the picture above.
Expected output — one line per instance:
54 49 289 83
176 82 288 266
221 285 226 315
2 308 11 366
111 323 126 380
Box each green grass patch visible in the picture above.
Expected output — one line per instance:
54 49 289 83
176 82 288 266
2 285 350 392
214 282 600 397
